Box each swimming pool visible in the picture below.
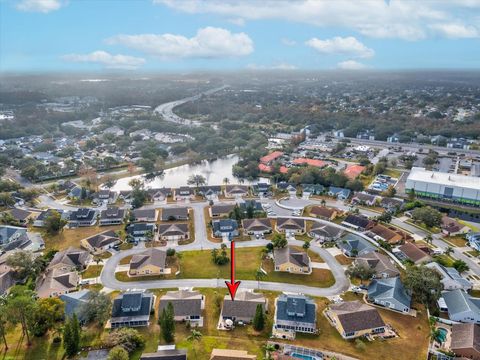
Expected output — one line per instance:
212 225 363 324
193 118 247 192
291 354 315 360
436 328 448 343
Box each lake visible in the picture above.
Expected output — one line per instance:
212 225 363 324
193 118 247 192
110 155 270 191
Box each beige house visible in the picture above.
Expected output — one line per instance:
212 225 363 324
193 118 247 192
309 206 339 220
36 268 79 298
129 248 167 276
210 349 256 360
275 217 306 235
273 246 311 274
80 230 121 254
159 290 204 326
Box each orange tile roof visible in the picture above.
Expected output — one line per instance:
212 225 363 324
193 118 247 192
260 151 284 164
293 158 327 167
258 163 272 173
280 166 289 174
344 164 365 179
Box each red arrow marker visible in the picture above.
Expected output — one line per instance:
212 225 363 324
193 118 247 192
225 240 241 300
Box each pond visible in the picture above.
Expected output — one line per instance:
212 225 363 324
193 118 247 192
110 154 269 191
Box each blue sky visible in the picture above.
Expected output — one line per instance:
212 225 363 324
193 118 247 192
1 0 479 72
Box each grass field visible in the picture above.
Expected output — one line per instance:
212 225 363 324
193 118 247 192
82 265 103 279
31 225 123 251
444 236 467 247
335 254 353 265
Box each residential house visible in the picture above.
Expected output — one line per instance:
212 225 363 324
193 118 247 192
368 224 403 245
110 291 154 328
68 186 83 200
450 323 480 360
158 223 189 242
147 188 171 202
337 234 375 257
68 208 98 227
426 262 473 291
140 349 187 360
355 251 400 278
344 164 366 180
81 230 121 254
127 223 156 242
161 207 189 221
93 190 117 205
238 199 263 215
33 209 64 227
49 247 91 271
395 242 432 264
380 198 404 213
277 182 296 192
276 217 306 235
2 231 44 252
440 290 480 323
0 225 27 246
0 255 15 295
198 186 222 200
352 192 378 206
328 187 351 200
441 216 469 236
210 203 235 218
309 206 338 221
273 294 317 337
36 268 79 298
242 218 272 235
60 289 92 323
221 291 266 324
309 223 343 242
159 290 204 326
467 232 480 251
9 208 35 225
252 183 270 197
367 277 411 313
132 209 157 222
210 349 256 360
273 246 311 274
212 219 239 239
224 185 249 198
99 206 125 226
341 214 374 231
129 249 167 276
301 184 325 197
174 187 194 201
325 301 386 339
260 151 284 165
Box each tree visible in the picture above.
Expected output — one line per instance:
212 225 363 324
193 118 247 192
271 233 288 248
63 313 80 358
105 328 145 353
44 210 67 235
404 265 442 306
382 185 396 198
453 259 469 274
138 158 155 173
377 211 392 223
159 302 175 343
263 344 276 360
302 241 311 255
79 289 112 326
223 177 230 185
444 246 454 257
7 288 36 345
345 264 375 284
6 251 35 280
0 192 15 207
255 269 266 289
253 304 265 331
187 329 202 359
412 206 442 228
187 174 207 189
108 346 129 360
425 234 433 245
0 299 9 350
29 297 64 337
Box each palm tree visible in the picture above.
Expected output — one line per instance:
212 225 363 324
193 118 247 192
425 234 433 245
223 177 230 185
263 343 276 360
320 199 326 207
187 329 202 359
255 269 266 289
445 246 454 257
302 241 311 256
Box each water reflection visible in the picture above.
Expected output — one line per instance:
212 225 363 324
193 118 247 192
110 155 269 191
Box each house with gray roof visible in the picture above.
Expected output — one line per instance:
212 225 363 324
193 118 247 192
9 208 34 225
174 187 194 201
0 225 27 246
426 262 472 291
355 251 400 278
81 230 121 254
367 277 411 313
110 291 154 328
238 199 263 214
159 290 204 326
242 218 272 235
224 185 249 198
273 294 317 336
309 223 343 242
60 289 91 323
132 209 157 222
99 207 125 226
33 209 65 227
337 233 375 257
68 208 97 228
158 223 189 242
276 217 306 235
161 207 189 221
140 349 187 360
210 203 235 218
212 219 239 239
342 214 374 231
328 187 351 200
127 223 156 242
450 323 480 360
274 246 311 274
198 186 222 200
221 291 266 324
352 192 378 206
440 289 480 323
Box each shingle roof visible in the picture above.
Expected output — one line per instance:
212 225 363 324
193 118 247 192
451 323 480 353
356 251 400 277
130 249 166 270
242 218 272 232
343 214 371 229
274 246 310 268
133 209 157 220
161 207 189 220
276 294 316 325
84 230 119 248
140 349 187 360
442 289 480 317
9 208 32 221
309 223 343 238
368 277 411 309
210 203 235 215
158 223 188 237
222 291 265 319
159 290 202 317
276 217 305 231
329 301 385 333
310 206 337 218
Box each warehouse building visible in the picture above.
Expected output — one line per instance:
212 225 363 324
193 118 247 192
405 167 480 206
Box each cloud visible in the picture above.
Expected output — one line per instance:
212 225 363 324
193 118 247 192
306 36 374 58
16 0 64 13
430 23 479 38
281 38 296 46
155 0 480 40
106 27 253 59
62 51 146 70
246 63 298 70
227 18 245 26
337 60 368 70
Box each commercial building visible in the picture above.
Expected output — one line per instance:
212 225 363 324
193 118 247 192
406 167 480 206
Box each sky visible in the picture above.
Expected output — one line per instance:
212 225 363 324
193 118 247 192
1 0 480 72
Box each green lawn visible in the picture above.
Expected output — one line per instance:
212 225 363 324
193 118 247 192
82 265 103 279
